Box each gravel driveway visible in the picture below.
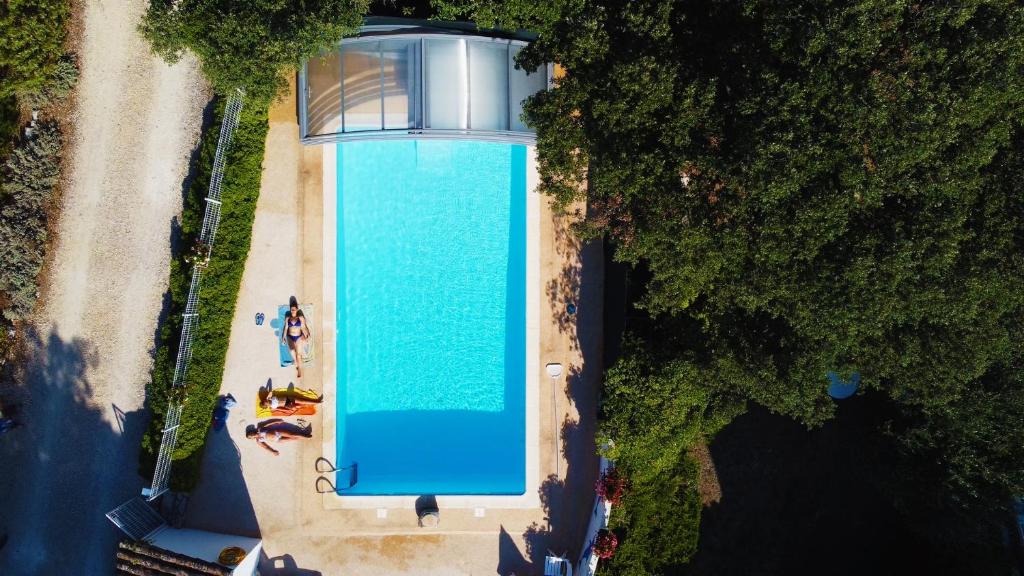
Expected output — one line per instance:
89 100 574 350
0 0 207 573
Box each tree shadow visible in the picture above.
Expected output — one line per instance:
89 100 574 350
259 552 323 576
545 211 584 351
149 95 215 361
519 198 604 573
0 327 147 575
180 419 260 538
517 411 599 574
497 525 533 576
684 402 1007 576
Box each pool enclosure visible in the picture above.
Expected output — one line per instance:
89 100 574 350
299 19 551 144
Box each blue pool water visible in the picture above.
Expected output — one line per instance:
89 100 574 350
335 140 527 495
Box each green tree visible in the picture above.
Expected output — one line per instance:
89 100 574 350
531 0 1022 487
141 0 368 103
600 340 744 484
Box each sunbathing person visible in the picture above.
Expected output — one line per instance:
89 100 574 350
281 302 310 378
246 420 312 456
259 388 322 410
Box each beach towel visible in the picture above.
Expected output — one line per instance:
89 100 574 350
277 303 315 367
256 387 320 418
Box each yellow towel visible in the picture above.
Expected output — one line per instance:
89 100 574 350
256 387 321 418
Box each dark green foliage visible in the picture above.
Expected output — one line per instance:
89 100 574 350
522 0 1024 423
141 98 269 490
510 0 1024 534
0 122 62 320
597 341 740 575
0 0 70 99
0 95 18 156
430 0 568 33
18 53 79 110
604 454 702 576
599 339 744 484
141 0 368 104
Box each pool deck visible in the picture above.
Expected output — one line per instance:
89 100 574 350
183 80 603 575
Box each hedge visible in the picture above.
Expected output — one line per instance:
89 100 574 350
140 97 269 491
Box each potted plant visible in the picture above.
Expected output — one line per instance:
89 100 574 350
593 529 618 560
595 466 628 505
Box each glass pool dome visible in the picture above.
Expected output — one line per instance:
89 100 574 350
299 18 552 144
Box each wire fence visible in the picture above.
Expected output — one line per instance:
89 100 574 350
145 91 244 501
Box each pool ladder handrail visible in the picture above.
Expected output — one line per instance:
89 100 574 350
315 458 358 493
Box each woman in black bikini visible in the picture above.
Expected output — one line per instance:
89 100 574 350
246 420 313 456
281 303 309 378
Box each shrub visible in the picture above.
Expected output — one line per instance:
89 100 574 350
593 529 619 560
603 454 702 576
595 466 628 505
0 0 71 99
0 95 18 156
140 97 269 490
17 53 79 110
0 122 63 321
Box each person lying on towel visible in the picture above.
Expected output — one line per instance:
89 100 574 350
258 383 322 417
260 393 321 411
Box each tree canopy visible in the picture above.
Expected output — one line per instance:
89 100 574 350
517 0 1024 507
141 0 368 103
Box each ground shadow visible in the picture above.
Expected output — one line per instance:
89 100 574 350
180 414 260 538
149 95 216 360
508 201 604 574
545 210 584 351
683 402 1009 576
259 552 323 576
0 327 147 575
522 416 594 569
497 525 532 576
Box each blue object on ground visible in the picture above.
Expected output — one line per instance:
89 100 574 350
255 312 265 326
278 305 294 366
828 371 860 400
567 303 577 315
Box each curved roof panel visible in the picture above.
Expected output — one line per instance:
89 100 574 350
300 29 550 144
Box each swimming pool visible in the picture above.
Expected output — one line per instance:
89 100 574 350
333 140 527 495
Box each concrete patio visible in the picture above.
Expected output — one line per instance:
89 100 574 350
182 81 603 575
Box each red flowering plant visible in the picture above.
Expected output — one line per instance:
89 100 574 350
595 466 628 505
593 529 618 560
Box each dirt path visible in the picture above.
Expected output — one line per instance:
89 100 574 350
0 0 207 573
